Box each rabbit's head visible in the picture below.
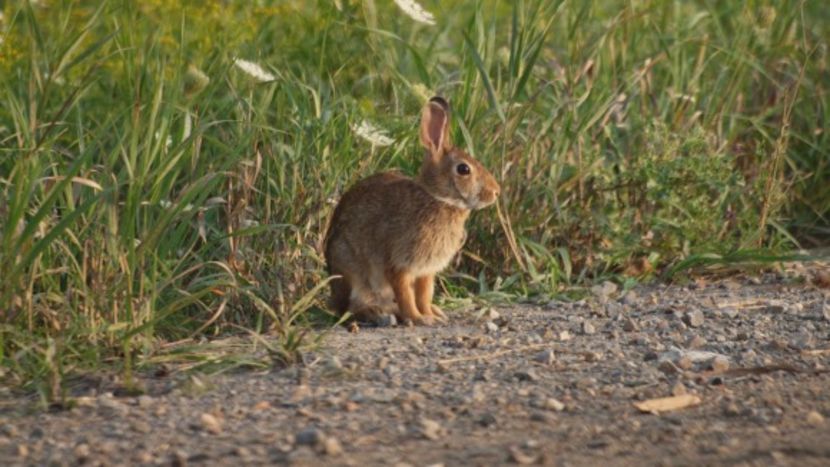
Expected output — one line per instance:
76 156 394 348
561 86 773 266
417 97 500 210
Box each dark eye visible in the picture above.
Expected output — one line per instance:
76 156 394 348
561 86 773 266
456 163 471 176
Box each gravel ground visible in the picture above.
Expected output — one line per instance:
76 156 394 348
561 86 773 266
2 267 830 466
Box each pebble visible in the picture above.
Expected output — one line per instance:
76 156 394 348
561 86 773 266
295 427 324 446
322 437 343 456
582 321 596 335
200 413 222 434
806 411 824 427
620 290 638 305
710 356 730 372
377 314 397 327
485 321 499 333
683 310 705 328
658 360 679 375
478 413 498 427
558 330 572 341
544 398 565 412
822 301 830 322
514 369 539 382
0 423 18 437
419 418 443 440
591 281 618 299
687 335 706 348
533 350 556 365
622 317 638 332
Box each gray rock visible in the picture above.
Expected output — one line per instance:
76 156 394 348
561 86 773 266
478 413 498 427
822 300 830 322
377 314 398 327
295 427 324 447
683 310 705 328
533 350 556 365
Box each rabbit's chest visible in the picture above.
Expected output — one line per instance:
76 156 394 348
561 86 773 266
406 222 466 276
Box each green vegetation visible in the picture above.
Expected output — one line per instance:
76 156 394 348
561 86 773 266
1 0 827 398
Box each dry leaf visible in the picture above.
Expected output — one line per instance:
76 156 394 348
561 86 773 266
634 394 701 414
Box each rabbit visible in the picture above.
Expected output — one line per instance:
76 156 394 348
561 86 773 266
324 96 501 326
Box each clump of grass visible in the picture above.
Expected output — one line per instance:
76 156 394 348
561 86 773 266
0 0 827 396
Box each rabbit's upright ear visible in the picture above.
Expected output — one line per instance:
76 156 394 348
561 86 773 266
420 96 452 157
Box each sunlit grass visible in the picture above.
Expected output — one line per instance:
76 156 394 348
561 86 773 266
0 0 827 398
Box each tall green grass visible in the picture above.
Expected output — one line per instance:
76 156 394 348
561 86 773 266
1 0 827 396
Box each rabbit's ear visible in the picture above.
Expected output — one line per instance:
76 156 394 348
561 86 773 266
420 96 451 156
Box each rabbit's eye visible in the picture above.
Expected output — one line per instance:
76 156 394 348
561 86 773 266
456 163 471 176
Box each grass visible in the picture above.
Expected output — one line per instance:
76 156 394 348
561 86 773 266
0 0 827 400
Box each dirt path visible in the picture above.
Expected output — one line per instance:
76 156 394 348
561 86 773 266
2 270 830 466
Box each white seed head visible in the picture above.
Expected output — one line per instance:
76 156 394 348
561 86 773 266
393 0 436 26
233 58 276 83
351 120 394 147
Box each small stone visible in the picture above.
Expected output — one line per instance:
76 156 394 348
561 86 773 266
544 398 565 412
620 290 638 305
419 418 443 440
74 443 91 460
485 321 499 333
724 403 741 417
514 369 539 382
807 411 824 426
583 351 601 362
764 302 785 313
0 423 18 437
687 335 706 349
200 413 222 434
582 321 596 335
295 427 324 446
676 356 693 370
530 411 551 422
136 395 154 408
533 350 556 365
710 356 730 372
17 444 29 458
591 281 618 298
29 427 45 440
683 310 705 328
323 356 344 372
322 437 343 456
822 301 830 322
671 382 687 396
376 314 397 327
478 413 498 427
558 330 572 341
658 360 679 375
720 307 739 319
622 318 638 332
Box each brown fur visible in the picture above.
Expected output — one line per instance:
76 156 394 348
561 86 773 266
324 97 500 325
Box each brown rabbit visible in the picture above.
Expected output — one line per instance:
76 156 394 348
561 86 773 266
324 97 500 325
